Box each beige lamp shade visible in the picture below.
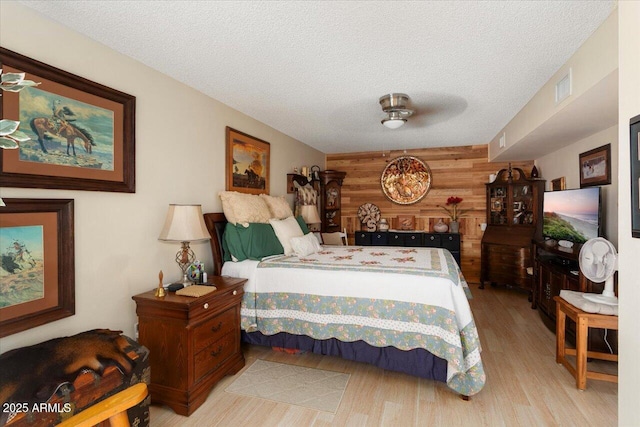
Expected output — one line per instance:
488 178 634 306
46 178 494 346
299 204 321 224
158 204 210 242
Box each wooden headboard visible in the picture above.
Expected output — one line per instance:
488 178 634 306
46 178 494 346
203 212 227 276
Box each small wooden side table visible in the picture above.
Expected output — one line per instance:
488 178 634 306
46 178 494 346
133 276 246 415
554 296 618 390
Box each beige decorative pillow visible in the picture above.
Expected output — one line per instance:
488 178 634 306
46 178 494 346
290 232 322 257
269 216 304 255
219 191 271 225
260 194 294 219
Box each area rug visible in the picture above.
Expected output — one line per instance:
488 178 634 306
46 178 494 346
225 359 350 413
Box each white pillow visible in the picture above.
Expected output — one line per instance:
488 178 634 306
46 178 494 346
269 216 303 255
290 233 322 257
260 194 294 219
219 191 271 225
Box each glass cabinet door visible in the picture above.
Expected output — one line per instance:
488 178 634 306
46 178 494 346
489 185 508 225
512 184 534 225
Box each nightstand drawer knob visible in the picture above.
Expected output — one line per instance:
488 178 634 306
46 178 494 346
203 303 209 309
233 290 238 296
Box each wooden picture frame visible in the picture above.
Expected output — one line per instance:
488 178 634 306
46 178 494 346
0 199 75 337
579 144 611 188
225 127 270 195
551 177 566 191
631 114 640 238
0 48 136 193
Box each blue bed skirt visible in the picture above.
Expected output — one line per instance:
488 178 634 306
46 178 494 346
242 331 448 383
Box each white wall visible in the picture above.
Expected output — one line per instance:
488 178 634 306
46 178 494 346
0 2 325 352
535 125 618 246
617 2 640 425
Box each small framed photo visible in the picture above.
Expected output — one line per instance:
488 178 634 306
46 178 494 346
513 201 524 211
631 114 640 238
551 177 566 191
579 144 611 188
491 198 503 212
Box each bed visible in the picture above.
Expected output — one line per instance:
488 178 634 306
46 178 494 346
203 212 485 397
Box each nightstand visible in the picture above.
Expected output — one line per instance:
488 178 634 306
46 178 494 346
132 276 246 415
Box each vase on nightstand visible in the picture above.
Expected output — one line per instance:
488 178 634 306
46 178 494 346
449 220 460 233
434 219 448 233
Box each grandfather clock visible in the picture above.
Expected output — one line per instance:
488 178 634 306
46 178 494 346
318 170 346 233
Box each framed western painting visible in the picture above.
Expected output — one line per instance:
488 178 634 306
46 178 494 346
0 47 135 192
631 114 640 238
0 199 75 337
579 143 611 188
225 127 270 194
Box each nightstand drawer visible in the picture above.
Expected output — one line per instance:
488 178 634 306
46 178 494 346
194 332 238 381
190 287 243 320
193 307 237 354
422 234 441 247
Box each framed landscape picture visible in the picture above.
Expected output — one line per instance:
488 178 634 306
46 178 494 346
579 144 611 188
225 127 270 195
0 199 75 337
0 47 136 193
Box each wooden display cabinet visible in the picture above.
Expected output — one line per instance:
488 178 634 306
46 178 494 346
480 165 545 296
318 170 346 233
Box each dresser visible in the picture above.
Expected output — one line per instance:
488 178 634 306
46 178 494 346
354 230 461 265
132 277 246 416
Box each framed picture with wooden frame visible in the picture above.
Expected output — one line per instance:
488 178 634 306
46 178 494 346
579 144 611 188
225 127 270 195
630 114 640 238
0 47 136 193
0 199 75 338
551 177 566 191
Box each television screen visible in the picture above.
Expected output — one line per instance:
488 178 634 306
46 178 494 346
543 187 601 244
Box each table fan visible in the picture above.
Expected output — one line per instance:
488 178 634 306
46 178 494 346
579 237 618 305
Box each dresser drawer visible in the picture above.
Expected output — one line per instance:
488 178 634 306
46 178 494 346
355 232 371 245
389 232 405 245
194 332 238 381
422 234 441 247
189 287 243 320
371 232 389 245
193 306 237 354
441 234 460 251
404 233 422 247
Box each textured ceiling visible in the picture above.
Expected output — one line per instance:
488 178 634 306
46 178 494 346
19 1 615 154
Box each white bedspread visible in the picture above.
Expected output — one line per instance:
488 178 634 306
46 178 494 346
222 245 485 396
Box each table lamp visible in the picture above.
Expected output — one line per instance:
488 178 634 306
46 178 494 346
158 204 210 286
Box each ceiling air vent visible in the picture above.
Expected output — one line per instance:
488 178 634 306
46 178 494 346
555 68 572 104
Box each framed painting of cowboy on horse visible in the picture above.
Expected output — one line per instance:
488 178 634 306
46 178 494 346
226 127 270 195
0 48 135 193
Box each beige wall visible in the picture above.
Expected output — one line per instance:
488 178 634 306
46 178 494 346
489 10 618 161
617 2 640 425
0 2 324 352
535 125 618 246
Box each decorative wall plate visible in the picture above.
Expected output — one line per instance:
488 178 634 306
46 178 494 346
357 203 381 231
380 156 432 204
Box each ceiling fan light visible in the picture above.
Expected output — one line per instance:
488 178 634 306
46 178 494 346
381 117 406 129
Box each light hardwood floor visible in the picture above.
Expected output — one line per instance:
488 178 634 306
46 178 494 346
150 285 617 426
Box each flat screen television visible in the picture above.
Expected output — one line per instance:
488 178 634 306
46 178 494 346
542 187 601 244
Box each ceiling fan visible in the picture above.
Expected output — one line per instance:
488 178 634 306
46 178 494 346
379 93 414 129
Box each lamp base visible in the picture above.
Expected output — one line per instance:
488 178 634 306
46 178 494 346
179 273 193 287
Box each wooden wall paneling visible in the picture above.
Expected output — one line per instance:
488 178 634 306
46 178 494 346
326 145 534 284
